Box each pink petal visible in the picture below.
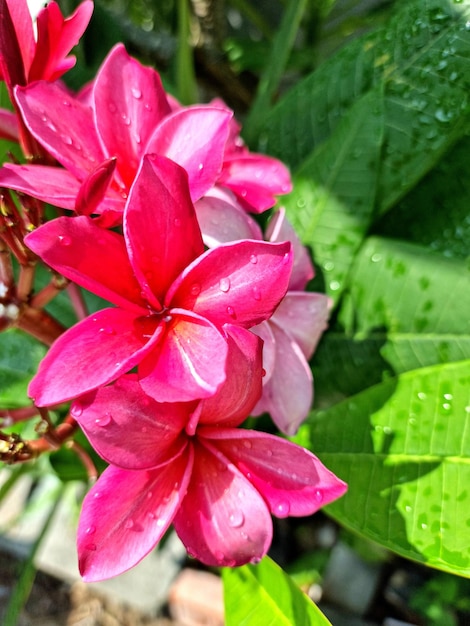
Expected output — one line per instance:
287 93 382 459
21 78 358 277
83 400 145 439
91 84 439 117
15 82 105 179
138 309 228 403
123 155 204 307
251 321 313 435
75 157 117 216
73 375 189 469
219 155 292 213
0 163 120 211
194 187 263 248
29 1 93 82
0 108 19 141
28 308 157 406
267 208 314 291
168 240 293 329
201 429 348 517
0 0 33 87
199 325 262 428
173 440 272 567
92 44 171 189
250 320 276 383
25 216 147 312
78 448 193 582
272 292 331 359
148 106 231 202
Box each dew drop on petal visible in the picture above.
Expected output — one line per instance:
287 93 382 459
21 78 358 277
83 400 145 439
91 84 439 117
274 501 290 517
215 550 225 563
250 556 261 565
174 218 182 227
58 235 72 246
93 491 101 499
95 413 112 427
85 525 96 535
61 134 73 145
219 277 231 292
243 440 252 449
62 99 71 107
228 511 245 528
226 306 236 319
249 254 258 264
147 511 156 520
108 102 117 113
198 162 204 171
131 87 143 99
252 286 261 301
261 368 266 377
314 490 324 503
156 518 166 528
71 403 83 417
99 325 115 335
124 519 135 530
190 283 201 296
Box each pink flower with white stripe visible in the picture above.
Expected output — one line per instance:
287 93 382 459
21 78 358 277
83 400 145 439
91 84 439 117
25 155 292 406
73 330 347 580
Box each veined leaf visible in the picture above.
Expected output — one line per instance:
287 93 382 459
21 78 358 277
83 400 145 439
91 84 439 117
283 89 384 302
295 359 470 577
0 329 46 407
223 556 332 625
340 236 470 335
257 0 470 212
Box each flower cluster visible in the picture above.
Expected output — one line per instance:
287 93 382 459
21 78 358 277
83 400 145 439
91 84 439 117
0 0 346 581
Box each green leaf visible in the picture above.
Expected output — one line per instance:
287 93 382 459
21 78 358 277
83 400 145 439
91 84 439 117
283 89 384 302
341 236 470 335
295 359 470 577
257 0 470 212
0 329 47 407
223 556 332 625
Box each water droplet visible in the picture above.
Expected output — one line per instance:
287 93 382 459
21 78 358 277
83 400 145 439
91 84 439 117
314 490 323 503
121 114 131 126
226 306 236 319
249 254 258 264
174 218 182 227
95 413 112 427
62 99 71 107
147 511 156 520
219 277 231 292
261 368 266 377
190 283 201 296
93 491 101 499
156 518 165 528
99 325 115 335
198 162 204 171
85 525 96 535
417 392 427 400
215 550 225 563
443 393 453 401
250 556 261 565
61 134 73 145
71 403 83 417
252 286 261 301
163 315 172 323
228 511 245 528
243 440 252 449
124 519 135 530
131 87 142 99
84 543 96 551
274 501 290 517
108 102 117 113
329 280 341 291
58 235 71 246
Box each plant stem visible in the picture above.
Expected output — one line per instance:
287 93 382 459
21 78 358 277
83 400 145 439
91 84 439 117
177 0 198 104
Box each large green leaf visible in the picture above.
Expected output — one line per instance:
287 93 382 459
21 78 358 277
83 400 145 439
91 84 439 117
282 89 384 301
341 236 470 335
0 329 47 407
256 0 470 212
295 359 470 577
223 556 332 625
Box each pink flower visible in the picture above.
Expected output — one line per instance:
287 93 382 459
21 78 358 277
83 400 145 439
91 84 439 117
73 331 347 581
252 210 331 435
0 44 233 224
0 0 93 145
25 155 292 406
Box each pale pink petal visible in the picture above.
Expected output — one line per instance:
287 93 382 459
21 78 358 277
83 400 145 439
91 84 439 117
138 309 228 403
73 375 189 469
148 106 231 202
173 440 272 567
267 208 314 290
201 429 348 517
219 154 292 213
250 320 276 383
272 292 331 359
78 448 193 582
28 308 158 406
251 321 313 435
93 44 171 189
124 155 204 307
0 108 19 141
29 1 94 82
0 163 121 211
198 325 262 428
25 216 147 312
195 187 263 248
168 240 292 329
15 82 104 178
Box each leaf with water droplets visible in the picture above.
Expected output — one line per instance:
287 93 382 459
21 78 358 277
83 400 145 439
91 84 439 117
223 556 332 625
295 359 470 577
